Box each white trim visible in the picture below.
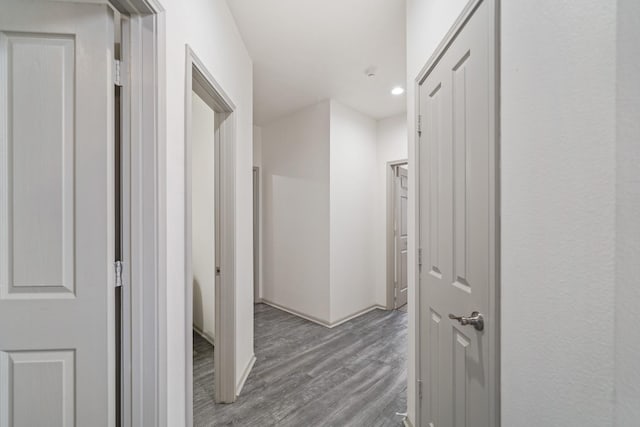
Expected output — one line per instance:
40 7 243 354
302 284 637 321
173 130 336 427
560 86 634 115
107 1 166 426
110 0 164 14
261 300 330 326
130 11 165 427
413 0 500 426
330 305 388 328
261 300 386 329
184 45 238 427
235 354 257 397
192 326 215 347
411 60 423 427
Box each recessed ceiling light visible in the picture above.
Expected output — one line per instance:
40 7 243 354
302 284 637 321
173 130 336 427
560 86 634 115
391 87 405 95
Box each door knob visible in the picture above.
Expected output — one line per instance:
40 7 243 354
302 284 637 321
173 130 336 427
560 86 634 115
449 311 484 331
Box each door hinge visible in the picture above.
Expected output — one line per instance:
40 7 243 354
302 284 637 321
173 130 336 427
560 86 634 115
114 59 123 87
418 248 423 270
216 266 221 276
418 380 423 400
417 115 422 137
114 260 123 288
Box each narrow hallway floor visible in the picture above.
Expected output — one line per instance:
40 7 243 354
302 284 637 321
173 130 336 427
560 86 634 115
193 303 408 427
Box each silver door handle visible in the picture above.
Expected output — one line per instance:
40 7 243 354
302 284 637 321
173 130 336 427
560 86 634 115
449 311 484 331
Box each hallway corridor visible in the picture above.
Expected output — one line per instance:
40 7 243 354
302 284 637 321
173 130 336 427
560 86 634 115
194 304 407 426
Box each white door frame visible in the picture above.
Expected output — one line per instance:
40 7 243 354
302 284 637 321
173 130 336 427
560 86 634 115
184 45 238 425
413 0 500 425
109 1 167 426
386 159 408 310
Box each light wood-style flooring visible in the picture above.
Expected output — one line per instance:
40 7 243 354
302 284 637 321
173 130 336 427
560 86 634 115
193 303 408 427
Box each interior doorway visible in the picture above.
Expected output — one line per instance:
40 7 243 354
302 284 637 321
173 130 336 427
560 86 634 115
387 160 409 311
184 46 238 426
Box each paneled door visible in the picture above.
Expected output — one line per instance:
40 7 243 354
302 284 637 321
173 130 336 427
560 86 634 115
0 1 115 426
395 165 408 308
417 0 498 426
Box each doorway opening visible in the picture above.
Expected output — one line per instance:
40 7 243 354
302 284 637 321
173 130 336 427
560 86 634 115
387 160 409 312
184 46 238 426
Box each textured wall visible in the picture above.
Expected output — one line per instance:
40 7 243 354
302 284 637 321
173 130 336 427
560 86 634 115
615 0 640 424
501 1 616 425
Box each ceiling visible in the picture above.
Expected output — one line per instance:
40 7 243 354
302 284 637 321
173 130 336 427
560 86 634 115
226 0 407 126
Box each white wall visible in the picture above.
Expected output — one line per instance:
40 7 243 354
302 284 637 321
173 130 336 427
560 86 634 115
261 100 397 325
161 0 254 425
329 100 378 323
191 92 216 343
408 0 621 425
261 101 331 322
615 0 640 423
501 2 616 425
253 125 262 167
374 114 408 306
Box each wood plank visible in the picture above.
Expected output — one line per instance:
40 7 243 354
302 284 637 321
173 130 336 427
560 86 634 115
193 303 408 426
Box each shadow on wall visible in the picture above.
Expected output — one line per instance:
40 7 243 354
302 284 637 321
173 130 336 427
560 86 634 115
193 278 203 329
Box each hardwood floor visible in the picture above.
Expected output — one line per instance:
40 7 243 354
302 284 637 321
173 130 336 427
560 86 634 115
193 303 408 427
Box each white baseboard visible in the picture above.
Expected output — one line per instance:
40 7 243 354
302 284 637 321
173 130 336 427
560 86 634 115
192 325 214 346
260 299 386 329
330 304 387 328
235 353 256 396
261 299 332 327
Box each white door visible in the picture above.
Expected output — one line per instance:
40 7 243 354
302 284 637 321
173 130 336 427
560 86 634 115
395 165 408 308
0 2 115 426
418 0 497 426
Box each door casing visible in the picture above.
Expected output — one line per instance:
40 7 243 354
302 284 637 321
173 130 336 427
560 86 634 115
412 0 501 425
184 45 238 427
108 1 167 426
